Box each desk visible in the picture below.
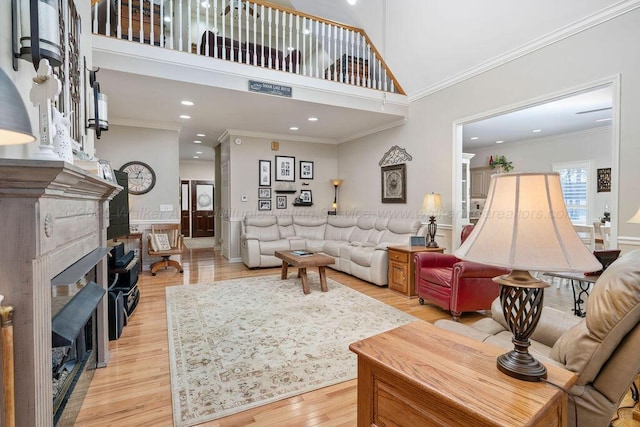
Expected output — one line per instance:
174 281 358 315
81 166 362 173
543 272 599 317
349 321 577 426
114 232 144 269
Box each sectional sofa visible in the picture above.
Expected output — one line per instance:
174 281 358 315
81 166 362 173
240 215 427 286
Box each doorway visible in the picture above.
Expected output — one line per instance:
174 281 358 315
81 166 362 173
453 77 620 249
180 180 215 238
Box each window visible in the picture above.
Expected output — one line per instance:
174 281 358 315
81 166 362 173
552 161 591 224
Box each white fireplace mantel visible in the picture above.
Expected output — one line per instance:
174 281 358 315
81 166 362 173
0 159 120 426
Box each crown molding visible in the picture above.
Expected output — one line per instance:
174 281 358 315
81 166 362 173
409 0 640 102
339 118 408 143
218 129 338 144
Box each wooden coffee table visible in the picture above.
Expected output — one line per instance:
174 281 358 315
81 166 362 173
274 250 335 294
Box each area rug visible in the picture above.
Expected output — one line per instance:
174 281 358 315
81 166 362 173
166 274 416 427
183 237 216 249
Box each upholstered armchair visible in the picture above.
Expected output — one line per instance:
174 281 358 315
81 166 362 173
413 225 509 321
436 249 640 427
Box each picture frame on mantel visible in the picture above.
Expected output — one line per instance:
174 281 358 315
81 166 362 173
381 163 406 203
275 156 295 182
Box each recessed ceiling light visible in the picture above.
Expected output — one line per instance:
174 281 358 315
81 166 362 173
196 151 203 154
470 136 479 140
308 117 318 122
201 1 210 8
193 140 202 144
180 115 191 119
347 0 357 5
496 140 504 144
596 118 612 122
193 156 200 159
197 133 205 137
532 129 542 133
289 126 299 131
181 100 194 106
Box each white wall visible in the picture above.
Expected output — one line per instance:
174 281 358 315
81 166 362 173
338 8 640 251
96 124 181 224
180 159 215 181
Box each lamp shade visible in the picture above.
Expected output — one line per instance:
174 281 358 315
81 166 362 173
628 207 640 224
421 193 442 216
455 172 601 273
0 69 35 145
331 179 343 187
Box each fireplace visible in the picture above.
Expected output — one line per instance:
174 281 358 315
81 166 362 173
0 160 120 426
51 250 107 425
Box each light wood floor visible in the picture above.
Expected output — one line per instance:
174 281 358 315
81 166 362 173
75 247 640 426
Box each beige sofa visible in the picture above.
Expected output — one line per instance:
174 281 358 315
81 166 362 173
240 215 426 286
435 249 640 427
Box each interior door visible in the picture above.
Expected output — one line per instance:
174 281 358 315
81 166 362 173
192 180 215 237
180 180 190 237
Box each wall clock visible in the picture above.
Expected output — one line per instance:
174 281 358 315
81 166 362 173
119 161 156 195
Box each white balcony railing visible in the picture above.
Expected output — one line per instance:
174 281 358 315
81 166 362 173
91 0 405 94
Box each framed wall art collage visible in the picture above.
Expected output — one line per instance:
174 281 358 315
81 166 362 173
258 155 316 211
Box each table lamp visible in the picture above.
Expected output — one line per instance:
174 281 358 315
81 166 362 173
455 172 601 382
0 68 36 145
421 193 442 248
628 207 640 224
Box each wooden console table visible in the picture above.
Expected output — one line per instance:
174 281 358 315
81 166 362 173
388 246 445 297
349 321 577 426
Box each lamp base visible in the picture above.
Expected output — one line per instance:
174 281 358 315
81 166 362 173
497 350 547 382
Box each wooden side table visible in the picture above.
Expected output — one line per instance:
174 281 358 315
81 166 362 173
388 246 445 297
350 321 577 427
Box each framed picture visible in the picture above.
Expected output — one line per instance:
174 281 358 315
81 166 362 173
300 160 314 179
276 195 287 209
98 159 117 184
381 163 406 203
258 160 271 187
597 168 611 192
300 189 312 203
275 155 295 182
410 236 426 246
258 188 271 199
258 200 272 211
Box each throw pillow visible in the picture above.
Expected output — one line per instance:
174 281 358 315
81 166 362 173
154 233 172 251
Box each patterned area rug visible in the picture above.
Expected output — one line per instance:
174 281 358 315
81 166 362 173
166 275 416 427
183 237 216 249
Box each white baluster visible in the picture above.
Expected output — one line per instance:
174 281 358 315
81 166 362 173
245 1 250 64
222 0 226 60
138 0 143 42
274 10 279 69
93 2 98 34
295 14 300 74
302 17 307 75
314 19 320 78
169 0 173 49
260 4 265 67
366 43 372 88
160 0 164 47
238 0 243 63
320 22 325 79
213 0 218 58
267 7 272 68
185 0 190 51
252 2 257 65
127 0 133 41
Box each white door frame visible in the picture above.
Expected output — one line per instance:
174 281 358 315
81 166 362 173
452 75 620 250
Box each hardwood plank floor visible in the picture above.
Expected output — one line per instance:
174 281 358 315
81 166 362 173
75 247 639 426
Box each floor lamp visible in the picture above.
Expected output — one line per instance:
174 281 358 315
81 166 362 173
455 172 601 381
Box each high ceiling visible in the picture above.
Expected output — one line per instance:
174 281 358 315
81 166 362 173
99 0 625 160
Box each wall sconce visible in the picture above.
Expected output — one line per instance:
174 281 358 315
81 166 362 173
329 179 343 215
0 68 36 145
421 193 442 248
12 0 63 71
86 67 109 139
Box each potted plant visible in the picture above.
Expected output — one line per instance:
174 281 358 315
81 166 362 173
491 155 513 172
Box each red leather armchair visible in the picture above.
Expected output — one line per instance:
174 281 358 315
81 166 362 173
414 226 509 321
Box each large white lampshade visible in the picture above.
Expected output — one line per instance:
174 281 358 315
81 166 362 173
456 172 601 273
0 68 35 145
455 172 601 382
628 207 640 224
